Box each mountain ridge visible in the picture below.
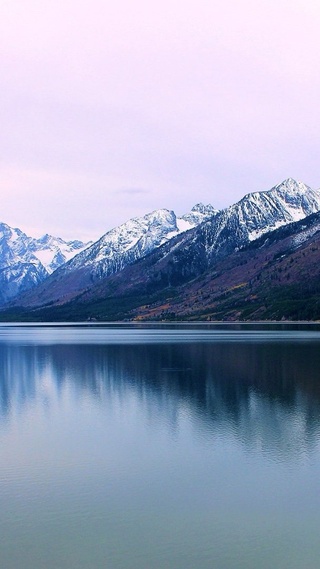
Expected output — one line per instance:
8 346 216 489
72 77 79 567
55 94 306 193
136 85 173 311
6 203 216 307
2 178 320 320
0 222 90 304
7 207 320 322
4 177 320 320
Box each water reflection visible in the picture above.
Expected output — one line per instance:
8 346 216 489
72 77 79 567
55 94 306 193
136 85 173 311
1 327 320 461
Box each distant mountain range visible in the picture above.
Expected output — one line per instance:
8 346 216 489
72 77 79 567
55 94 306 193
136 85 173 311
0 203 216 306
0 224 91 304
1 178 320 321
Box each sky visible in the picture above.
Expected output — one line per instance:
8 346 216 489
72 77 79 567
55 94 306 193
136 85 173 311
1 0 320 241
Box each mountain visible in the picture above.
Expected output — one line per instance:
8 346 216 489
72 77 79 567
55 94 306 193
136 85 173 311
7 206 320 322
9 177 320 314
123 208 320 322
200 178 320 263
0 223 90 304
29 234 91 274
8 203 217 308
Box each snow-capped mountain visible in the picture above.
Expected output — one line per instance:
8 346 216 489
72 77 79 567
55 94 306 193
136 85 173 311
61 179 320 320
0 223 90 304
9 204 216 307
135 178 320 285
4 178 320 312
97 207 320 322
63 204 217 278
28 234 91 274
200 178 320 262
180 203 217 226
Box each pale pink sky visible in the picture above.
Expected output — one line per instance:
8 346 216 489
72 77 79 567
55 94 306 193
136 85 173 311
1 0 320 240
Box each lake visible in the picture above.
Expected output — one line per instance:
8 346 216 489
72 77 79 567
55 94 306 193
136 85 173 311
0 323 320 569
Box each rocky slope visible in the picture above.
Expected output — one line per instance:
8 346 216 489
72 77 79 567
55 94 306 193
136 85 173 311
0 223 90 304
200 178 320 263
4 179 320 321
9 204 216 307
13 208 320 322
10 178 320 311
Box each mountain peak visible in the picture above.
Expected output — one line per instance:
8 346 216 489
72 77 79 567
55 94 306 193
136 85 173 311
181 203 218 227
273 178 310 193
0 224 91 304
191 203 217 214
4 178 320 312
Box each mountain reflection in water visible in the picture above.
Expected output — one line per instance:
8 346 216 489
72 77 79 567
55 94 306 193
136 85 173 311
1 326 320 462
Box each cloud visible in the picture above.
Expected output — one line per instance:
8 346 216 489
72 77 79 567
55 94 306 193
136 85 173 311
114 188 150 196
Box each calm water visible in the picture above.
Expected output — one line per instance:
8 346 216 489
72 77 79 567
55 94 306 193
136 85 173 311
1 323 320 569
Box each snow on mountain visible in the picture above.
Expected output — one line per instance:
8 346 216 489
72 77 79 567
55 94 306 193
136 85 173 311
8 204 217 307
78 179 320 313
245 178 320 240
201 178 320 262
51 205 217 278
5 178 320 311
29 234 91 274
77 178 320 305
0 223 90 304
180 203 218 226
